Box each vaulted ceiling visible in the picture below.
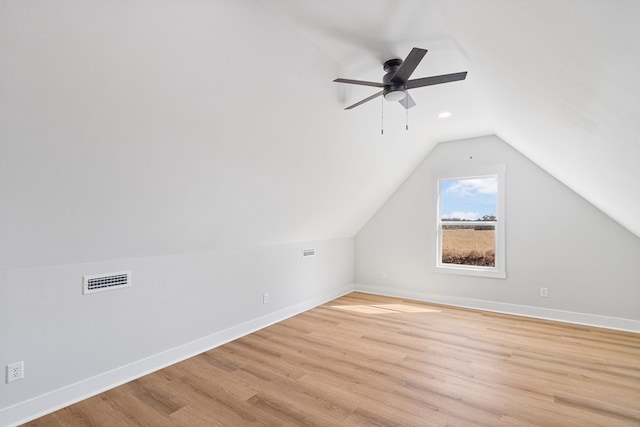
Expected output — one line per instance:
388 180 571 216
266 0 640 237
1 0 638 269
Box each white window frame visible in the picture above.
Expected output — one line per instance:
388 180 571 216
435 165 506 279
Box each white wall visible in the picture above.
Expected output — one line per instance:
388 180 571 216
355 135 640 329
0 237 354 425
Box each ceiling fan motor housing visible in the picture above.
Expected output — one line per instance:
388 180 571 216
383 58 406 99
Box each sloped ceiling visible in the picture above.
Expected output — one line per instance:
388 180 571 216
439 0 640 239
1 0 638 269
266 0 640 237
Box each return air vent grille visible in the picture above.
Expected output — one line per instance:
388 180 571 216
83 271 131 294
302 248 316 257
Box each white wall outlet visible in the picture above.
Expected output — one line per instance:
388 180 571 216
263 293 269 304
381 272 387 279
540 287 549 298
6 361 24 383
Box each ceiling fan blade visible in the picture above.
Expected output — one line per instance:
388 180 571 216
399 92 416 110
334 78 384 88
405 71 468 89
391 47 428 84
344 90 383 110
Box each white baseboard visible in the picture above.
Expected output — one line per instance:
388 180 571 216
355 284 640 333
0 285 354 427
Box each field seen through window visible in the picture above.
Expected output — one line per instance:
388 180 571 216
441 226 495 267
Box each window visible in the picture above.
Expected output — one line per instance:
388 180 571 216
436 167 505 278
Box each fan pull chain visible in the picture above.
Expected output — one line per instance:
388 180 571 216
406 106 409 131
381 96 384 135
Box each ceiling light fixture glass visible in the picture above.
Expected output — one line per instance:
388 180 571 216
384 90 406 102
438 111 452 118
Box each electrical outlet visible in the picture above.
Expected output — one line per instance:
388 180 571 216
263 293 269 304
6 361 24 383
540 287 549 298
381 272 387 279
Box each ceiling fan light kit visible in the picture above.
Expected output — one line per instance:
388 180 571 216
383 90 406 102
333 47 467 111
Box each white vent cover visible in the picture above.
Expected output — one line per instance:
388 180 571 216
302 248 316 257
83 271 131 294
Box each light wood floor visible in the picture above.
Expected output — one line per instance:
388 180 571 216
25 292 640 426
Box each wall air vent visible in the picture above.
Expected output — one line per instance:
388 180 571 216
83 271 131 294
302 248 316 257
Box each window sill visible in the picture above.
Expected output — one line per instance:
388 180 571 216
436 264 506 279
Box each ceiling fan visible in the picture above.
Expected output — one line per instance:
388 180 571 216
334 47 467 110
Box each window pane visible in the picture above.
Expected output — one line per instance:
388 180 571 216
440 177 497 267
441 223 495 266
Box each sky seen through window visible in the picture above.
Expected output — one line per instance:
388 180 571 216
440 177 497 221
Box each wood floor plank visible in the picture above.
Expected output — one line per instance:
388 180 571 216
24 292 640 426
